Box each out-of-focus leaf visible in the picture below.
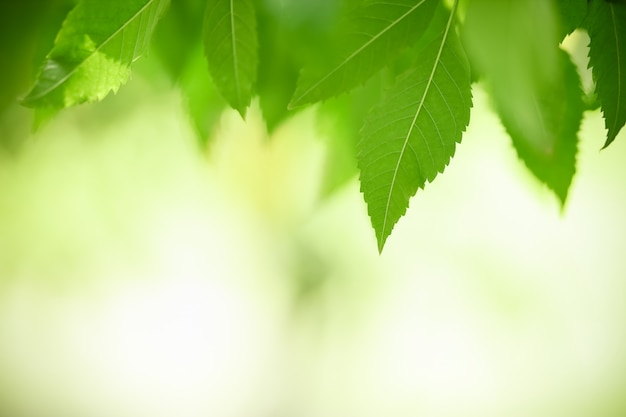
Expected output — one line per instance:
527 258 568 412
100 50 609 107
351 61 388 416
179 45 226 146
21 0 169 109
289 0 438 108
256 0 345 131
358 3 472 252
203 0 258 118
586 0 626 148
316 71 385 197
151 0 205 80
255 3 300 132
0 0 72 114
499 50 584 205
463 0 561 157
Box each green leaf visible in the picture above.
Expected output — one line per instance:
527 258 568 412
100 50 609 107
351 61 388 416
151 0 205 81
498 49 584 205
358 2 471 252
316 71 386 197
463 0 561 159
255 3 300 132
586 0 626 148
289 0 438 109
179 44 226 145
203 0 258 118
21 0 169 109
555 0 587 40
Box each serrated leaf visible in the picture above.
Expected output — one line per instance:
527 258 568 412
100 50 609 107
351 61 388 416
21 0 169 109
586 0 626 148
203 0 258 118
358 3 471 252
289 0 438 108
555 0 587 40
498 49 584 205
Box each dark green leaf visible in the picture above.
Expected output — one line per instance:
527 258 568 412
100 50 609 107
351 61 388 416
255 3 300 132
358 2 472 252
498 50 584 205
22 0 169 109
289 0 438 108
151 0 205 81
586 0 626 147
203 0 258 118
555 0 587 40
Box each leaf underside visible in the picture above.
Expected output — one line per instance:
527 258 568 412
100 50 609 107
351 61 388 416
22 0 169 109
203 0 258 118
289 0 438 108
358 5 472 252
586 0 626 148
499 49 584 205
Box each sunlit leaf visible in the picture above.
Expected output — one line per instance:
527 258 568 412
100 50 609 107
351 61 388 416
586 0 626 148
21 0 169 109
358 2 471 252
203 0 258 118
289 0 438 108
499 49 583 205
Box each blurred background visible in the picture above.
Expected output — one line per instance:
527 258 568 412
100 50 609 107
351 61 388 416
2 2 626 416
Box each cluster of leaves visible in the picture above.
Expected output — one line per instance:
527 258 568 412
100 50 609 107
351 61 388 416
10 0 626 251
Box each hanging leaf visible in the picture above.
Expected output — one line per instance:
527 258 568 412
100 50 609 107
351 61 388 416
358 1 471 252
203 0 258 118
179 44 226 145
289 0 438 109
255 2 300 132
555 0 587 40
21 0 169 109
316 71 386 197
499 49 584 205
586 0 626 148
463 0 561 157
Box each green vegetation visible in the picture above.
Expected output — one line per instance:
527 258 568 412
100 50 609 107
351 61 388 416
3 0 626 251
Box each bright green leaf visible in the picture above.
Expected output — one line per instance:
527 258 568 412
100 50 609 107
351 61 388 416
586 0 626 148
289 0 438 109
21 0 169 109
463 0 561 159
316 71 386 197
498 49 584 205
203 0 258 118
179 44 226 145
358 2 471 252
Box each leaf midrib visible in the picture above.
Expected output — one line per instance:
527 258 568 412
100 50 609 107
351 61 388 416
609 4 622 137
230 0 242 104
291 0 429 107
379 0 457 249
28 0 159 102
